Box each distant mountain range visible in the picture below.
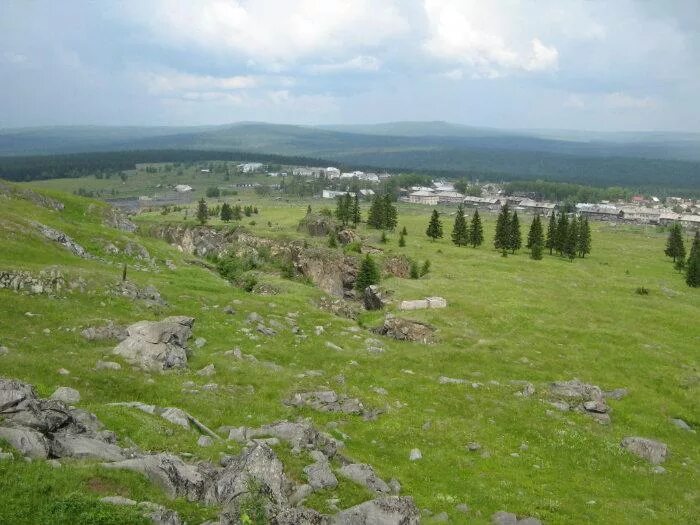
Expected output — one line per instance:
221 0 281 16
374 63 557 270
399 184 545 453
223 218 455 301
1 121 699 190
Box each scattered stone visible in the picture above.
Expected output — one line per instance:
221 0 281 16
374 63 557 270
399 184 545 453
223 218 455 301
165 260 177 270
383 255 412 278
314 326 325 336
317 296 359 319
388 478 402 495
194 337 207 348
288 484 314 506
492 511 542 525
433 511 449 522
336 229 360 245
621 437 668 464
303 458 338 489
247 312 264 324
112 281 166 306
100 496 137 506
96 360 122 371
467 442 481 451
455 503 470 513
197 436 213 447
332 496 419 524
197 364 216 377
0 346 8 357
112 316 194 371
36 223 91 258
257 324 276 336
325 341 343 352
438 376 465 385
51 387 80 405
223 305 236 314
57 368 70 376
521 383 535 397
652 465 667 474
398 297 447 311
285 391 364 416
339 463 390 493
374 315 436 343
671 418 694 432
409 448 422 461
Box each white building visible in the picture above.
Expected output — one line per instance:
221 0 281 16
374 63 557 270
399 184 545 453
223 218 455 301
239 162 263 173
436 191 465 204
322 189 351 199
409 190 439 205
325 167 341 179
174 184 193 193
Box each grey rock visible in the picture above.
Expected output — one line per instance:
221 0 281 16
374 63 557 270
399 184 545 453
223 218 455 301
621 437 668 464
51 387 80 405
455 503 470 513
0 426 49 458
138 502 183 525
100 496 137 506
275 506 326 525
671 418 694 432
223 305 236 314
388 478 402 494
492 511 518 525
197 364 216 377
51 434 124 461
433 512 449 522
363 285 387 311
197 436 213 447
113 316 194 371
247 312 264 324
330 496 420 525
0 346 8 357
288 484 315 506
81 322 128 341
194 337 207 348
324 341 343 352
374 315 436 343
257 324 277 336
36 223 91 258
409 448 422 461
304 459 338 490
338 463 390 493
285 390 364 416
438 376 465 385
96 360 122 371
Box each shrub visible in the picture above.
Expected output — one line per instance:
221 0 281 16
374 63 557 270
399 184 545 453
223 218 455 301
420 259 431 276
344 241 362 254
410 260 420 279
206 187 220 198
635 286 650 295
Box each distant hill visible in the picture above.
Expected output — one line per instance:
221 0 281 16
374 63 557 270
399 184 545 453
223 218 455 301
1 121 699 190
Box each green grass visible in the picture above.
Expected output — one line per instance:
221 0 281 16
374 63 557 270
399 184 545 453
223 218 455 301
0 181 698 524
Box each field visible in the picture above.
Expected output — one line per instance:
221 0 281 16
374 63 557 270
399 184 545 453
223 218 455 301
0 179 698 524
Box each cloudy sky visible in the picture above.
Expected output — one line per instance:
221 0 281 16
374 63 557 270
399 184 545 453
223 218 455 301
1 0 699 131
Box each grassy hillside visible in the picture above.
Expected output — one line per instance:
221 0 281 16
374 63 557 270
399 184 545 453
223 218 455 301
0 183 698 524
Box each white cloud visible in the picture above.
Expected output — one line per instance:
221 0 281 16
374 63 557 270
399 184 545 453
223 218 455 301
440 68 463 80
1 51 28 64
142 71 258 95
422 0 559 77
563 91 657 111
604 92 656 110
309 55 381 74
122 0 408 67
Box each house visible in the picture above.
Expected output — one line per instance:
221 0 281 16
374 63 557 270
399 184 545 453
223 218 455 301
463 196 502 209
518 199 557 216
322 189 350 199
436 191 465 204
200 169 210 173
433 181 455 192
239 162 263 173
359 189 375 198
325 167 341 179
620 206 661 224
358 172 379 183
576 203 622 221
174 184 193 193
661 213 700 229
409 190 439 205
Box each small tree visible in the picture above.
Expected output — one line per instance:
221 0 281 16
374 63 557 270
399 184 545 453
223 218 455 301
233 205 242 221
530 242 543 260
685 231 700 287
421 259 431 276
545 212 557 255
380 231 388 244
527 215 544 259
451 204 469 247
577 216 591 258
383 194 398 230
426 209 443 241
220 202 233 222
564 218 578 261
196 198 208 225
355 254 380 291
665 223 686 263
555 212 569 255
508 211 522 253
351 194 361 226
494 204 510 250
469 209 484 247
306 205 312 215
409 260 420 279
367 195 383 229
401 225 407 236
398 232 406 247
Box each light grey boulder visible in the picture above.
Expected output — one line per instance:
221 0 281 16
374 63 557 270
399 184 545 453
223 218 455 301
96 360 122 371
138 502 183 525
304 459 338 490
51 387 80 405
330 496 420 525
621 437 668 464
81 323 128 342
0 426 50 458
100 496 137 506
285 391 364 416
671 418 694 432
275 506 326 524
51 434 124 461
338 463 390 493
112 316 194 371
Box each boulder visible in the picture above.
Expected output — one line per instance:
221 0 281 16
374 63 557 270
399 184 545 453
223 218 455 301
0 426 50 458
363 285 388 311
304 458 338 490
285 391 364 416
275 507 326 525
81 322 128 341
50 434 125 461
383 255 412 278
51 387 81 405
336 229 360 245
338 463 390 493
112 316 194 371
112 281 166 306
104 453 211 501
330 496 420 525
621 437 668 464
297 214 337 237
104 208 137 233
36 223 91 258
374 315 436 343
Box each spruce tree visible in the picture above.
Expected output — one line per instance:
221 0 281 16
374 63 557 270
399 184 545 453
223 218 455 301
335 194 351 226
401 225 407 236
545 212 557 255
564 219 578 261
409 260 420 279
233 205 242 220
383 194 398 230
355 254 380 291
469 209 484 247
509 211 522 253
196 198 208 225
665 223 685 263
306 205 312 215
398 232 406 247
577 216 591 258
527 215 544 259
494 204 510 250
451 204 469 247
351 194 361 226
421 260 431 276
555 212 569 255
426 209 443 241
367 195 383 229
220 202 233 222
685 231 700 287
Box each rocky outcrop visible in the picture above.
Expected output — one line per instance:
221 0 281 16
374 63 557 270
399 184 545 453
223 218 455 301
383 255 412 278
148 224 237 258
111 281 166 306
110 401 219 439
363 285 389 310
338 463 390 494
81 322 128 341
35 223 91 258
295 248 357 297
374 315 436 343
398 297 447 311
491 511 543 525
0 377 124 461
104 208 137 233
331 497 419 524
548 379 626 424
317 297 359 319
0 268 68 296
297 214 337 237
0 181 64 211
336 229 360 245
284 390 364 416
621 437 668 464
112 316 194 371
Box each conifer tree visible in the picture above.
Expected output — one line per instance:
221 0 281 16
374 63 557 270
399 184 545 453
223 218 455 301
555 212 569 255
469 209 484 247
306 205 312 215
426 209 443 241
196 198 208 225
355 254 380 291
451 204 469 246
527 215 544 259
351 194 361 226
367 195 383 229
685 231 700 287
233 205 242 220
421 260 431 276
494 204 510 250
509 211 522 253
409 260 420 279
335 194 351 226
545 212 557 255
577 216 591 258
383 194 398 231
665 223 686 263
398 231 406 247
401 225 407 236
220 202 233 222
564 219 578 261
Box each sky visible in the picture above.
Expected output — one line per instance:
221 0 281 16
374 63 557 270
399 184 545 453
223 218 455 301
1 0 699 131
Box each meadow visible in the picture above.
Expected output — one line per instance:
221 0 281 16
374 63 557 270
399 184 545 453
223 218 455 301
0 180 698 524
